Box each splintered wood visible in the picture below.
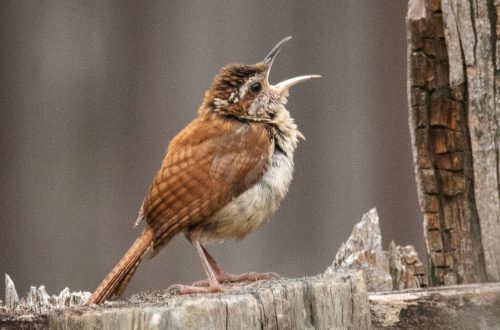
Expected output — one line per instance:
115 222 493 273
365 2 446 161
326 209 427 292
1 273 371 329
406 0 500 285
0 274 90 329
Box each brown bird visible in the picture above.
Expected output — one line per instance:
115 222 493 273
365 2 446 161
88 36 320 304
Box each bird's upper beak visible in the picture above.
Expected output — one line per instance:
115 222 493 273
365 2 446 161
263 36 321 95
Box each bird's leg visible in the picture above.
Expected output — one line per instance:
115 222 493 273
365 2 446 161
192 244 280 287
199 244 227 278
170 231 279 294
169 232 227 294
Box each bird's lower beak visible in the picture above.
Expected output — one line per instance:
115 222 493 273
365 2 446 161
274 75 322 94
263 36 321 95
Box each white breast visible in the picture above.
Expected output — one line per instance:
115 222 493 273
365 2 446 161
201 144 295 241
200 106 301 241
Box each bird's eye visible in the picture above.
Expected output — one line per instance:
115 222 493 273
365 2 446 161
250 82 262 93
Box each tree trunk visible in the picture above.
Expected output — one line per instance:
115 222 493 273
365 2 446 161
407 0 500 286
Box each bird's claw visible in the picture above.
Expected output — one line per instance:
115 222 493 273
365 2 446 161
168 283 228 295
192 271 280 287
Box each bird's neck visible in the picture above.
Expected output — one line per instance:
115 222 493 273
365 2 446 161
268 108 303 157
197 104 302 157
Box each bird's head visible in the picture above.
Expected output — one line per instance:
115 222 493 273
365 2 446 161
200 36 320 122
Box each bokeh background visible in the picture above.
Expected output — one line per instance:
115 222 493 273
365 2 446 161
0 1 420 298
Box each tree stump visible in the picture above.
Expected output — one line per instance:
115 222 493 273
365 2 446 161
49 272 370 330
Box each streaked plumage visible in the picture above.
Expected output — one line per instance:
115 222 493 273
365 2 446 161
88 37 319 304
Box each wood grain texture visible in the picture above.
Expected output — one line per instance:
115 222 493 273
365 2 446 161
5 274 500 329
326 209 427 292
0 274 89 329
50 272 371 330
452 0 500 282
370 282 500 329
406 0 500 285
441 0 500 283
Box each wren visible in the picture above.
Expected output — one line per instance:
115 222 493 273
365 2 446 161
88 36 320 304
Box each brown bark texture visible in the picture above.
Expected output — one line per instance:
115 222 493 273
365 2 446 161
407 0 500 285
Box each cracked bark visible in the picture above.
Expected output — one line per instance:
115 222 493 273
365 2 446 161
407 0 500 285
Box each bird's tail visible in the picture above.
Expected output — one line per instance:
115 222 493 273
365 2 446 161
87 226 154 304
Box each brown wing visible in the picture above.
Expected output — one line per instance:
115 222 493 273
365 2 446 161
140 114 271 251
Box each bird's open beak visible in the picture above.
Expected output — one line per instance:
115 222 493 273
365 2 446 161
263 36 321 95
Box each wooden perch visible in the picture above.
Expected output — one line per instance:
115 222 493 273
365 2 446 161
4 276 500 329
51 272 371 329
0 272 371 329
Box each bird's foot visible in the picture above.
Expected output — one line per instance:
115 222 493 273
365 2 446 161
192 271 280 287
168 283 228 295
168 272 280 294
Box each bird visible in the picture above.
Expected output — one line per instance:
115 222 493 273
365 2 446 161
88 36 320 304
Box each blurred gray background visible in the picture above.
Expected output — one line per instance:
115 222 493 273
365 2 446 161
0 1 420 298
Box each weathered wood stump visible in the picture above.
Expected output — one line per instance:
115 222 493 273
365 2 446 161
50 271 370 329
